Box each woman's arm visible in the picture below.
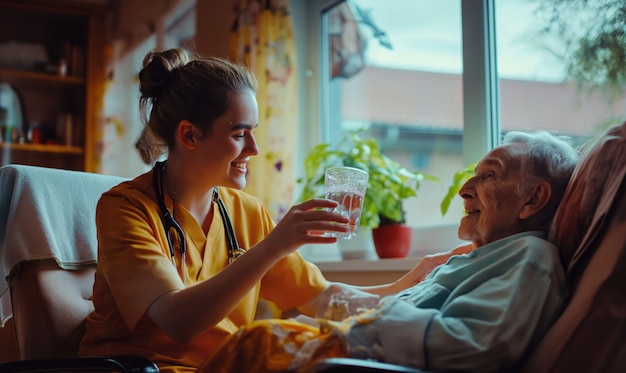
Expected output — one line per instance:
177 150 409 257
147 198 351 342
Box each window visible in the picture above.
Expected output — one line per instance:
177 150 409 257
495 0 626 145
305 0 626 233
310 0 467 229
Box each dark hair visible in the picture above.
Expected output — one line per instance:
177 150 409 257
135 48 258 164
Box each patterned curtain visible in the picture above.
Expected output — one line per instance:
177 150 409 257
230 0 298 222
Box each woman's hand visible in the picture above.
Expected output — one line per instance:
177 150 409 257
262 198 350 258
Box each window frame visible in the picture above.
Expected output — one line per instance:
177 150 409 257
290 0 506 264
294 0 499 173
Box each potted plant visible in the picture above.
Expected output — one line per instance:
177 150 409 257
298 130 439 259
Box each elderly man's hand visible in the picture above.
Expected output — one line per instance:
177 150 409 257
315 282 381 321
393 243 474 290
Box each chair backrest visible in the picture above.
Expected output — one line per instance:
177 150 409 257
10 260 96 359
0 165 126 359
521 122 626 372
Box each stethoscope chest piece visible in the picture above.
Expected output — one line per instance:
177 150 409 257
228 248 246 264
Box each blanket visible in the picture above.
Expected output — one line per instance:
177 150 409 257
196 318 355 373
0 164 126 325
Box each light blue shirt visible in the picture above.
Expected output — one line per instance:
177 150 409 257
347 231 568 372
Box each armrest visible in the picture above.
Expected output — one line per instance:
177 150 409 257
0 355 159 373
307 357 429 373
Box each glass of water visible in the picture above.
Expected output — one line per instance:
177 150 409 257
324 166 369 239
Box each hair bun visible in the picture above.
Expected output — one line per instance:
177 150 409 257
138 48 190 99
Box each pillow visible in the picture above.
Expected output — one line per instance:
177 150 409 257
523 121 626 373
549 121 626 275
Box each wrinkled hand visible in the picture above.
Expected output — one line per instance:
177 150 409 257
315 283 381 321
395 243 474 290
404 254 448 284
262 198 350 258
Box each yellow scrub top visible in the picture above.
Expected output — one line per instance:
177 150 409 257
79 171 327 373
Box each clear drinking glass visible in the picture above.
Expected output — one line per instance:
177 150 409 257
324 166 369 239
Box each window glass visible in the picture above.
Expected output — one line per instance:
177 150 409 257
317 0 626 233
495 0 626 146
321 0 465 228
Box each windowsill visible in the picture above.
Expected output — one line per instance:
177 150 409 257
301 223 467 273
313 257 422 273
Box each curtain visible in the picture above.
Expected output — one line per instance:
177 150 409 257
230 0 298 222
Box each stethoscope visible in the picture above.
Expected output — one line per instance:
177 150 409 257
152 161 246 283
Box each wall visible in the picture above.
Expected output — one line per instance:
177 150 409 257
100 0 196 177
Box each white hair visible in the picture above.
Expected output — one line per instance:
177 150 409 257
503 131 578 218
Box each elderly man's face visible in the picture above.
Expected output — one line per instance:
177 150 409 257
457 143 530 247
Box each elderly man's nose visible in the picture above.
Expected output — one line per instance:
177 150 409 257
459 178 475 198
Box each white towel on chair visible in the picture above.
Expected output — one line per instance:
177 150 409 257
0 164 126 325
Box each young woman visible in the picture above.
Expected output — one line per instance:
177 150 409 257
78 48 361 372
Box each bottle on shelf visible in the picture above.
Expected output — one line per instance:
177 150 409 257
56 113 73 146
27 121 41 144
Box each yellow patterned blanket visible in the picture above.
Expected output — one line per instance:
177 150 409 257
198 309 379 373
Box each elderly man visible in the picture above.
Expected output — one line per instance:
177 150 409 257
199 131 578 373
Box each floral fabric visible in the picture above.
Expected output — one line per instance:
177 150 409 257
230 0 298 221
197 318 349 373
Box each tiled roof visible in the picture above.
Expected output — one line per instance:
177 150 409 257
342 66 626 136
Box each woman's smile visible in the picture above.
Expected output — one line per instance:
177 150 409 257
231 161 247 171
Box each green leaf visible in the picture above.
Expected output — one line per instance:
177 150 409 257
440 163 476 216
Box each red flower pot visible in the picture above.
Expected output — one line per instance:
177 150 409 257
372 224 412 259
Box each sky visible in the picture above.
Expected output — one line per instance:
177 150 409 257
352 0 567 82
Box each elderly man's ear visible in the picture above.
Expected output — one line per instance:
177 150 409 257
519 181 552 220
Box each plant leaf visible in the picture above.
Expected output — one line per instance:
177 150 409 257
298 129 440 227
440 163 476 216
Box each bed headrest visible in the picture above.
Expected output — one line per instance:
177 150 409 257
549 121 626 275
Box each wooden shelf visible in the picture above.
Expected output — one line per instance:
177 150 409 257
0 143 83 154
0 0 106 172
0 68 84 85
